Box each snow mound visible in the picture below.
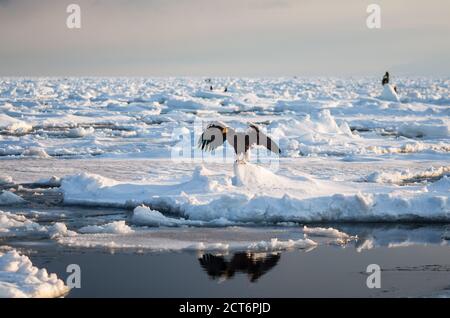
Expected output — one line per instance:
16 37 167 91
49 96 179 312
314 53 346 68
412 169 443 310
0 250 69 298
0 191 24 205
379 84 400 102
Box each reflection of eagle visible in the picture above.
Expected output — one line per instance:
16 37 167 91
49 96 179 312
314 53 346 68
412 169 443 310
198 253 281 282
198 122 281 162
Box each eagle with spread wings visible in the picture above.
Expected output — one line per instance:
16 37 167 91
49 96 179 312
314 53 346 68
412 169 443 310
198 122 281 162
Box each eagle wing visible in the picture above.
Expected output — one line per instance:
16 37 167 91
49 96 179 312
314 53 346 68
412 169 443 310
198 122 228 152
248 123 281 155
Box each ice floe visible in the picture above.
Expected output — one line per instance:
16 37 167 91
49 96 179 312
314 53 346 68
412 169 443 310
0 191 24 206
56 226 319 252
79 221 134 234
60 162 450 223
303 226 355 239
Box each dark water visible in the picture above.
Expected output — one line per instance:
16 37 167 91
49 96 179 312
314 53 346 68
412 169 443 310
23 243 450 298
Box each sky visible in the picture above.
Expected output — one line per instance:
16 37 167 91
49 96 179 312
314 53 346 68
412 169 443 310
0 0 449 77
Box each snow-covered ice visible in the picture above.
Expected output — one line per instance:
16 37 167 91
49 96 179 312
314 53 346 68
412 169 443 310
59 164 450 223
79 221 134 234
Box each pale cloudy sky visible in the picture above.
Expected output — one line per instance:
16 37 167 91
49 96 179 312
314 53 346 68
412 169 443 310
0 0 449 76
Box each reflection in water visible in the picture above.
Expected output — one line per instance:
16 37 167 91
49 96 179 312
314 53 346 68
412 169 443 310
199 252 280 282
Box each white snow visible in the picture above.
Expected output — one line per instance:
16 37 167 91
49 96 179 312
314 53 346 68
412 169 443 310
0 210 75 239
47 223 78 239
131 206 203 227
79 221 133 234
0 249 69 298
0 211 45 237
379 84 400 102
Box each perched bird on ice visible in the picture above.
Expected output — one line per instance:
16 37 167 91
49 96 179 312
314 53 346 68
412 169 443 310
382 71 398 94
382 71 390 86
198 121 281 162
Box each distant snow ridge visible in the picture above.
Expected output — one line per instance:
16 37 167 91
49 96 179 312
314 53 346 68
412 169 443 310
365 142 450 155
66 127 94 138
365 166 450 184
1 77 449 160
0 249 69 298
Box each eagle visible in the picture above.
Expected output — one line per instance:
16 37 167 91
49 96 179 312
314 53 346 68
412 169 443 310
198 121 281 162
